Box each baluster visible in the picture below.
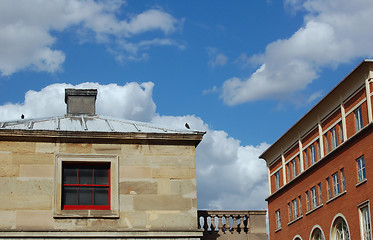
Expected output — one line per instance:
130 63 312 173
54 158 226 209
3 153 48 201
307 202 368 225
214 215 219 231
231 215 238 233
207 216 212 231
238 215 246 233
199 216 205 230
223 215 229 233
217 214 223 233
209 214 215 231
225 215 231 233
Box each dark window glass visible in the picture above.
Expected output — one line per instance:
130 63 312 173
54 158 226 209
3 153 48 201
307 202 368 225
62 163 110 210
79 168 93 184
78 187 93 205
63 167 77 184
94 168 109 185
62 186 77 205
95 187 109 205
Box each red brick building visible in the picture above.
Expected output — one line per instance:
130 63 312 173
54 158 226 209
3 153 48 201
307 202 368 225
260 60 373 240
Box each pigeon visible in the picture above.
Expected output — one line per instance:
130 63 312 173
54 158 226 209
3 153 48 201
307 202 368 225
21 114 25 119
185 123 190 129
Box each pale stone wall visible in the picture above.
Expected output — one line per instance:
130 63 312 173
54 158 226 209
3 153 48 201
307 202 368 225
0 141 199 234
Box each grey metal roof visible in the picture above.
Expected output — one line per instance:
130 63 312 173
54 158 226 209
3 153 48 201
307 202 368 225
0 115 203 135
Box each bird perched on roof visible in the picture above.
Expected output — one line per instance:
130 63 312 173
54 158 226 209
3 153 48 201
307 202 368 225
185 123 190 129
21 114 24 119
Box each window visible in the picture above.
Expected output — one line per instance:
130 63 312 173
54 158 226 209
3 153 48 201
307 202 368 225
360 204 372 240
293 198 298 219
311 227 325 240
341 168 346 191
355 106 363 131
62 162 110 210
358 156 366 182
275 171 280 190
299 196 302 215
325 132 329 154
332 217 350 240
288 202 292 222
318 183 323 204
333 172 340 196
311 186 317 209
306 191 310 211
54 154 119 218
275 210 281 230
310 144 316 164
292 159 297 178
287 164 291 182
327 177 332 199
331 126 338 149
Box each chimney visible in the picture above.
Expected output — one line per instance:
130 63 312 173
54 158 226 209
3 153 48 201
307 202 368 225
65 89 97 115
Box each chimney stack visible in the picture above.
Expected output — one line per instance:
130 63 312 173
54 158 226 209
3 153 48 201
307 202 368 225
65 89 97 115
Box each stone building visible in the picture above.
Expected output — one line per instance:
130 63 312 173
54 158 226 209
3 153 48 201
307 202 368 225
261 60 373 239
0 88 267 240
0 88 205 239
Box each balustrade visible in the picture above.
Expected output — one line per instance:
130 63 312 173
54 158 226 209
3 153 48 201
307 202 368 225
197 210 267 240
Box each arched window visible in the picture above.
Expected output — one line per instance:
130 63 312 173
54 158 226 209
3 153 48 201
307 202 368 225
331 217 350 240
311 227 325 240
292 234 302 240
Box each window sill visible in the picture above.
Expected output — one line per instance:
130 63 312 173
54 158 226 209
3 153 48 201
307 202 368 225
305 204 323 216
287 215 303 226
53 209 119 218
275 227 282 233
356 178 367 187
326 190 346 204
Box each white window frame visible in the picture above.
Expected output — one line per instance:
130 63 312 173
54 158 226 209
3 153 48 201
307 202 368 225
332 172 340 196
327 177 332 199
310 144 316 164
276 210 281 230
318 183 323 204
292 159 297 178
293 198 298 219
355 106 363 132
53 154 119 218
311 186 317 209
306 191 310 211
358 156 367 182
341 168 346 191
359 202 372 240
331 126 337 149
275 171 280 189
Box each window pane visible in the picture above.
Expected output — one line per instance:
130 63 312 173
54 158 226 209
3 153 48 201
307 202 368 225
78 187 93 205
94 168 109 185
78 168 93 184
62 186 77 206
94 187 109 205
63 167 77 184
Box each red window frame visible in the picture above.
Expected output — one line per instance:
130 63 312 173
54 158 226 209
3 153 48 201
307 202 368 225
62 162 110 210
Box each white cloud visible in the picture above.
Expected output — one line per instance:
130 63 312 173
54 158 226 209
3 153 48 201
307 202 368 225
221 0 373 105
0 0 182 76
0 83 269 210
0 82 156 122
152 115 269 210
207 48 228 68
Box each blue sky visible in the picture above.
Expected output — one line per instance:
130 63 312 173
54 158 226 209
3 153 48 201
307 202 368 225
0 0 372 211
